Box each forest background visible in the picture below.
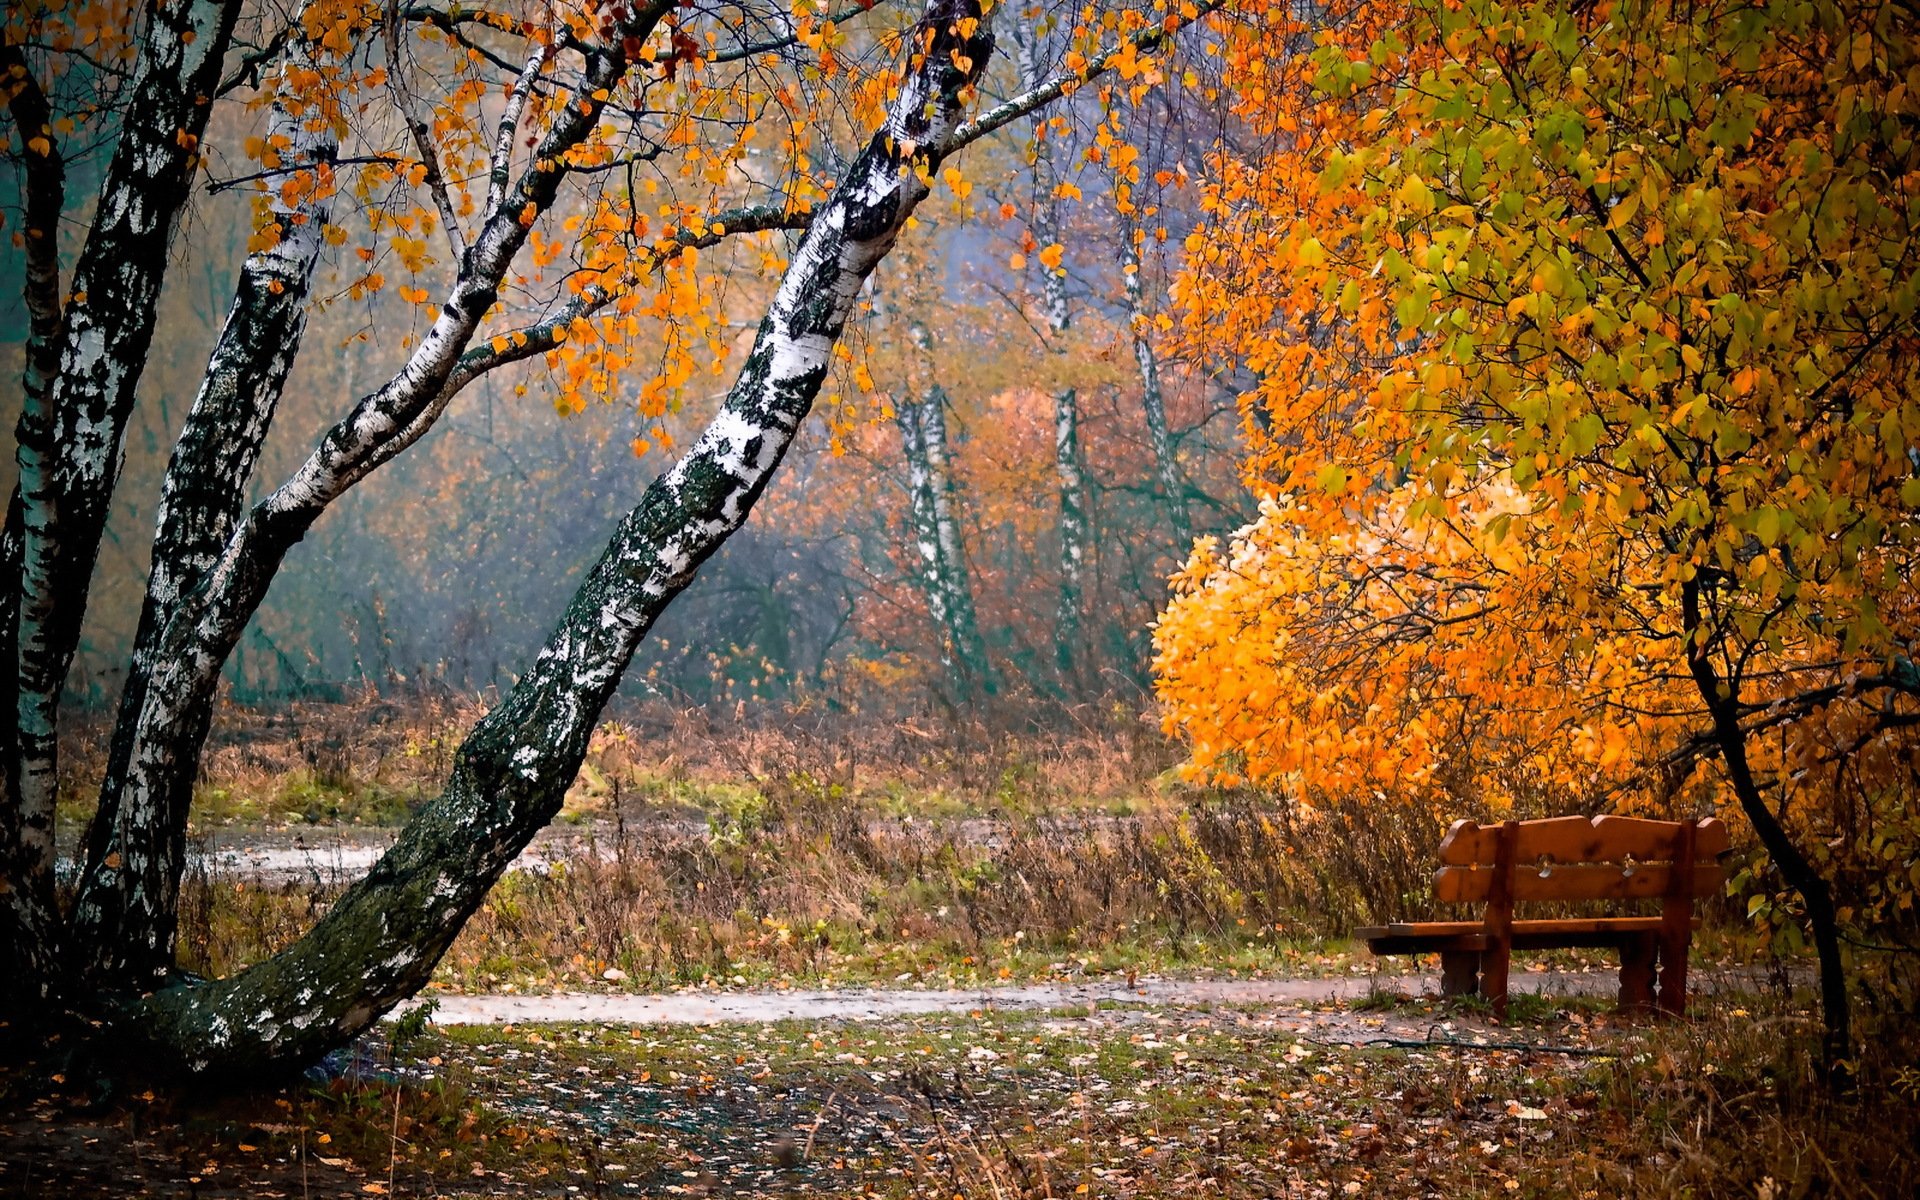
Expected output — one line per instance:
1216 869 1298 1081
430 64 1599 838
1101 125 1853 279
0 23 1234 717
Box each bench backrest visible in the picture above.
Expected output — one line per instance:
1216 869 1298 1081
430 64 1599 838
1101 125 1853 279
1433 815 1729 905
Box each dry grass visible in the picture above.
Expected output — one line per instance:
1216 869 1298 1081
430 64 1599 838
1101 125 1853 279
24 695 1920 1197
56 690 1185 835
173 781 1775 995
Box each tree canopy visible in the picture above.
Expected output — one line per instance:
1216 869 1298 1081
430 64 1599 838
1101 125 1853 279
1154 0 1920 1067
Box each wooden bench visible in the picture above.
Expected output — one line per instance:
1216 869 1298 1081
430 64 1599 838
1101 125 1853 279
1357 815 1728 1018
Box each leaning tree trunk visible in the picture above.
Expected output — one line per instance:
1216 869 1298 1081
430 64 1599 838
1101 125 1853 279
897 384 992 700
123 0 995 1080
81 12 349 982
67 18 656 994
1 0 242 1000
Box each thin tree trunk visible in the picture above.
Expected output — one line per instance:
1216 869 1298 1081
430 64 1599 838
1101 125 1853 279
1684 582 1850 1079
1054 386 1088 682
0 35 67 996
1012 17 1089 687
897 385 991 700
124 0 994 1078
4 0 241 997
79 18 351 985
1122 233 1189 545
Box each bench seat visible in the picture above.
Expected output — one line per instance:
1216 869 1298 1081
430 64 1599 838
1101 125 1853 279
1357 916 1698 954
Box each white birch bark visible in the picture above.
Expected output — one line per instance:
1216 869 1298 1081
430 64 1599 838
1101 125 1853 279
0 39 65 992
69 9 667 989
1012 16 1089 686
13 0 1219 1027
1122 232 1189 544
78 14 355 980
898 385 991 698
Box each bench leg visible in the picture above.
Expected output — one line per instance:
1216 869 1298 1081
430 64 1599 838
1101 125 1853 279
1619 934 1656 1013
1657 926 1690 1016
1440 950 1480 997
1480 939 1511 1020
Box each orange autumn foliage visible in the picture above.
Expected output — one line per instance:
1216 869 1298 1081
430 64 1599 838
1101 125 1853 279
1155 0 1920 897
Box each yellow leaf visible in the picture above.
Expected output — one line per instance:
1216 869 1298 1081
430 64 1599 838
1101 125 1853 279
1398 173 1433 217
1607 190 1640 229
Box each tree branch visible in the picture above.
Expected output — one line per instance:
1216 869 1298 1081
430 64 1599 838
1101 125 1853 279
385 0 467 259
950 0 1224 150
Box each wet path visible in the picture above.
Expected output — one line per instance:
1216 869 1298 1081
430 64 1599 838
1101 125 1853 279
405 966 1779 1029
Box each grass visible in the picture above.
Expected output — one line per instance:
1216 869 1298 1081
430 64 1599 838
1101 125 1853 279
55 694 1829 997
52 693 1186 836
5 988 1914 1197
171 792 1778 995
90 695 1768 993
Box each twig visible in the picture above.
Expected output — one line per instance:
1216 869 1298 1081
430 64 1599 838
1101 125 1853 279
948 0 1228 151
385 0 467 259
208 155 406 194
387 1081 402 1196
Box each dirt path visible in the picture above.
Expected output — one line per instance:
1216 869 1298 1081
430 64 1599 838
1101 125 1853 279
406 967 1777 1030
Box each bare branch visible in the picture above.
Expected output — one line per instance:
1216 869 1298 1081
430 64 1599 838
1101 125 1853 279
208 154 405 194
216 23 296 96
385 0 467 259
951 0 1225 151
709 0 902 64
452 203 813 384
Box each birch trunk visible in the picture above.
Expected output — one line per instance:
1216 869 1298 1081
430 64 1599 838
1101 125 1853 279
1012 17 1089 687
67 21 657 992
1122 234 1189 545
81 18 347 974
897 385 992 700
0 36 64 993
3 0 241 997
1053 386 1088 681
123 0 993 1079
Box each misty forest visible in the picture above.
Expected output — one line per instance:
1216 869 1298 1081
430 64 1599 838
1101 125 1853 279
1 0 1917 1196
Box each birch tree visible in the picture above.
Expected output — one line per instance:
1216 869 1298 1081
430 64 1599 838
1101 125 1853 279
0 0 1218 1077
896 382 992 701
1009 12 1090 689
1120 226 1188 545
